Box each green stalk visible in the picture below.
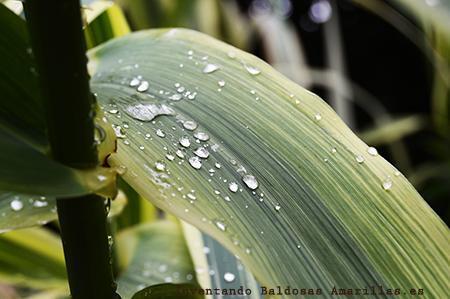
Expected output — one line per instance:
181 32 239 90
23 1 119 298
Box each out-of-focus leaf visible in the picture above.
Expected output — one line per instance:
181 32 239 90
116 220 197 298
0 227 66 289
83 1 130 49
89 28 450 296
0 189 127 233
0 127 114 197
0 4 45 149
131 283 203 299
359 115 426 145
182 223 261 299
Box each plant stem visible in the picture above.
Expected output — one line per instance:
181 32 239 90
23 1 118 298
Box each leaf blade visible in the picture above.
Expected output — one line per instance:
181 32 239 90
90 28 450 296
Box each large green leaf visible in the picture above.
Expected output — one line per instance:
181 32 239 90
89 28 450 297
115 220 198 299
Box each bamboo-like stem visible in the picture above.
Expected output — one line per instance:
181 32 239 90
23 1 118 298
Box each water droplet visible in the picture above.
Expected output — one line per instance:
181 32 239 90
169 94 183 101
331 148 337 154
242 175 258 190
218 80 226 87
394 170 401 177
113 126 126 138
194 147 209 158
129 78 140 87
355 155 365 164
223 272 235 282
244 64 261 75
214 220 227 231
183 120 197 131
166 153 175 161
382 177 393 191
194 132 209 141
176 150 185 159
188 50 194 56
367 146 378 156
275 205 281 211
203 64 220 74
227 51 236 58
215 162 221 169
137 80 149 92
10 199 23 211
108 109 118 114
33 200 48 208
125 103 174 121
229 182 238 193
179 136 191 148
187 92 197 100
189 156 202 169
187 193 196 200
108 235 114 246
139 145 145 150
314 113 322 121
155 161 166 171
156 129 166 138
224 196 231 202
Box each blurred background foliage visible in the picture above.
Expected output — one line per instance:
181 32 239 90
0 0 449 298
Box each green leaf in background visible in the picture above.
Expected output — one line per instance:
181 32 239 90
182 223 261 299
89 28 450 297
0 127 114 198
115 220 198 298
0 189 127 234
0 227 66 289
131 283 203 299
83 1 130 49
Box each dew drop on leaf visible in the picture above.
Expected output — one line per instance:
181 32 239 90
242 175 258 190
194 147 209 159
229 182 239 193
214 220 227 231
179 136 191 148
166 153 175 161
194 132 210 141
155 161 166 171
355 155 365 164
10 198 23 211
136 80 149 92
244 64 261 75
189 156 202 169
125 103 174 122
203 64 220 74
223 272 236 282
382 177 393 191
129 77 140 87
183 120 198 131
176 149 185 159
156 129 166 138
314 113 322 121
367 146 378 156
218 80 226 87
33 200 48 208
